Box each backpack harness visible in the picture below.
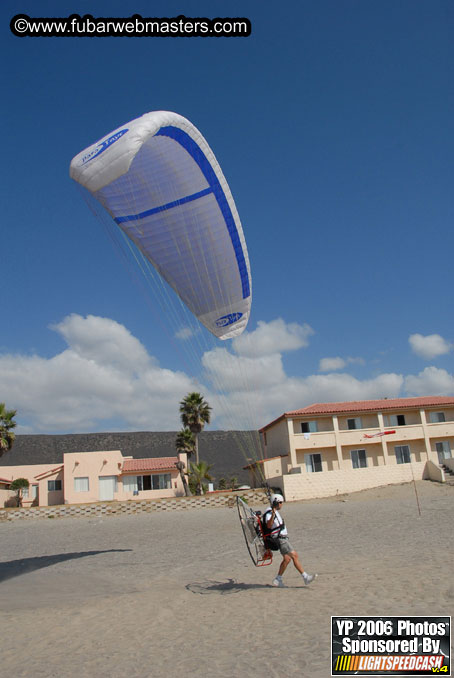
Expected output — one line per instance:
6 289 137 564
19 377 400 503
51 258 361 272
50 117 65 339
261 510 285 551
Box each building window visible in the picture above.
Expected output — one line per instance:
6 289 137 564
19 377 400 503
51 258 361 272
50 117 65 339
74 477 89 492
395 445 411 464
351 449 367 469
48 480 62 491
123 475 138 492
435 441 451 462
430 412 446 423
123 474 172 491
141 475 152 490
22 486 29 498
301 421 318 433
152 474 172 490
347 418 362 430
31 485 38 499
387 414 406 426
305 453 322 472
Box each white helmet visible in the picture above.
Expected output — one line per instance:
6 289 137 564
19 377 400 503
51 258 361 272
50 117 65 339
270 493 284 505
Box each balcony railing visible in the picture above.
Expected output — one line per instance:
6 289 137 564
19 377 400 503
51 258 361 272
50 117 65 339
292 424 437 446
292 431 336 447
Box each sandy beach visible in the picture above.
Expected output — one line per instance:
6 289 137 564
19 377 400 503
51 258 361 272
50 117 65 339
0 480 452 678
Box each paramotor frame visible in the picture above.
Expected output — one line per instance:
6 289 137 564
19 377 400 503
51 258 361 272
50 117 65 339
236 496 272 567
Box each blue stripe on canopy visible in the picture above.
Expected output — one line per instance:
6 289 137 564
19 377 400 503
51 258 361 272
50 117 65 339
114 187 213 224
114 125 250 300
157 126 250 300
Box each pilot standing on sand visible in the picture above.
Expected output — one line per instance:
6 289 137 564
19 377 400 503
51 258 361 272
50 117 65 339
264 493 317 588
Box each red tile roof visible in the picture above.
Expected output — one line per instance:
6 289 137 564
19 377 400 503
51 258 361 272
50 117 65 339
122 457 179 473
0 476 12 484
260 396 454 431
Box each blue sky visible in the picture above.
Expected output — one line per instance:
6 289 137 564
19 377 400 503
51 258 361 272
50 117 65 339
2 0 453 434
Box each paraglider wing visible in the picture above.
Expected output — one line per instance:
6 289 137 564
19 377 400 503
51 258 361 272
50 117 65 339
70 111 251 339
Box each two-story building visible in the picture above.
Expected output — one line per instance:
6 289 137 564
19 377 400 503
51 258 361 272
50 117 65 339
248 396 454 500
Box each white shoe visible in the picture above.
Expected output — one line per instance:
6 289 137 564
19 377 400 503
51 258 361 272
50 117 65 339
303 572 317 586
272 576 284 587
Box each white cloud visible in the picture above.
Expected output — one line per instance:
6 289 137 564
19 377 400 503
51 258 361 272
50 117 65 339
52 314 151 373
348 356 366 366
232 318 314 357
0 315 196 433
405 367 454 396
209 371 405 430
1 314 452 434
202 347 286 392
409 333 452 360
175 326 197 341
202 318 402 428
319 356 366 372
319 357 346 372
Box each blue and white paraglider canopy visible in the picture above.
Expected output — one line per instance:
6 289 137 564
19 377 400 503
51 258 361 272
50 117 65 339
70 111 251 340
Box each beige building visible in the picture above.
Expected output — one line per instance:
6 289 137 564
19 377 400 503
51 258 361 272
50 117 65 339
0 450 188 508
247 396 454 501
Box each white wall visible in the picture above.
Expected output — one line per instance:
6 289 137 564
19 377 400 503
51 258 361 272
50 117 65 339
276 462 428 501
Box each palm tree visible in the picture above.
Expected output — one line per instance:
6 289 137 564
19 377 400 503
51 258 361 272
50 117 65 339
175 428 196 460
0 403 17 458
189 461 213 496
175 460 191 497
10 478 29 507
179 392 211 464
175 428 195 497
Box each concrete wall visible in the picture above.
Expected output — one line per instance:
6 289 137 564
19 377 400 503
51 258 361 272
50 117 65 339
0 488 267 522
273 461 428 501
262 420 289 458
425 461 445 482
262 457 286 478
0 488 16 506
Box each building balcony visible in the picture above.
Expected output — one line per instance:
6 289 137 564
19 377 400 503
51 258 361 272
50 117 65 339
292 424 431 449
338 424 429 445
426 422 454 438
292 431 336 448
